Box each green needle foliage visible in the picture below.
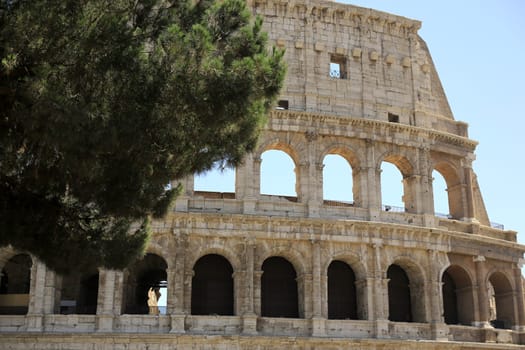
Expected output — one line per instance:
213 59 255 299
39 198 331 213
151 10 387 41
0 0 285 273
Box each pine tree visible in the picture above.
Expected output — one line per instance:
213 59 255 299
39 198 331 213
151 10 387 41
0 0 285 273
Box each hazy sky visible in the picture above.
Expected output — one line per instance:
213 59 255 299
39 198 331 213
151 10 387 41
196 1 525 247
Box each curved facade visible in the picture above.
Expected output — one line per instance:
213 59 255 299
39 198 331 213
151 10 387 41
1 1 524 348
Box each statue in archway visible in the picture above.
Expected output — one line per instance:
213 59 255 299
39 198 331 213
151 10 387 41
147 287 160 315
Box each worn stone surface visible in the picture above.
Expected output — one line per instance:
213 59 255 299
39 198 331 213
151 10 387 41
0 0 524 348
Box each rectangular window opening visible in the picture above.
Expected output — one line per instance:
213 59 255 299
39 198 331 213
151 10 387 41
276 100 289 110
330 54 347 79
388 113 400 123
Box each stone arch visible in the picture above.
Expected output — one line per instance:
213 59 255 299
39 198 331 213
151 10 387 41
256 138 302 167
320 144 362 206
378 152 417 213
257 246 307 277
191 254 234 316
0 252 32 315
188 246 242 275
261 256 299 318
488 271 516 329
323 251 367 281
387 257 427 323
441 264 475 325
433 161 464 219
123 253 168 315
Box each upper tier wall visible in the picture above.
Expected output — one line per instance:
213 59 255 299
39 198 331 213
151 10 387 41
252 0 464 136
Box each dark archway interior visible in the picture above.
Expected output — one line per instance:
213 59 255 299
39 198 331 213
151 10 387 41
327 260 357 319
125 253 168 314
387 264 412 322
442 270 458 324
0 254 32 315
191 254 234 316
261 256 298 318
60 270 99 314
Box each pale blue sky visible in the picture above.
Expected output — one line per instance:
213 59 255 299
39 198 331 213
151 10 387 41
196 1 525 247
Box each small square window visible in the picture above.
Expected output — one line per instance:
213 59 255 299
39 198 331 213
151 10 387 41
388 113 399 123
276 100 289 110
330 54 347 79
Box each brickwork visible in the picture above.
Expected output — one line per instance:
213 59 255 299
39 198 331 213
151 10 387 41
0 0 524 348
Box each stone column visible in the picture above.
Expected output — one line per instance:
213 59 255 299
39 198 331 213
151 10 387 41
243 156 261 214
254 270 263 316
473 255 490 327
427 250 444 324
372 242 389 338
513 261 525 330
297 273 312 319
96 269 119 332
463 162 476 220
310 240 325 336
242 242 257 335
170 237 187 333
364 139 380 220
26 260 57 331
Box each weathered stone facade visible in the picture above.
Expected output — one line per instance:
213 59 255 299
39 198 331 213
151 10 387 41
1 0 524 348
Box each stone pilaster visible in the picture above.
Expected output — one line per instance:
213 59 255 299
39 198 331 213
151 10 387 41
473 255 491 327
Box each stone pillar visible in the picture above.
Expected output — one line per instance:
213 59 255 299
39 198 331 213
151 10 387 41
169 234 187 333
173 175 193 212
310 240 325 336
473 255 490 327
237 154 257 201
355 278 370 320
364 139 380 220
463 164 476 220
254 270 263 316
427 250 444 324
372 242 389 339
402 174 420 214
297 273 312 319
513 262 525 331
242 242 257 335
243 156 261 214
96 269 115 332
26 260 57 331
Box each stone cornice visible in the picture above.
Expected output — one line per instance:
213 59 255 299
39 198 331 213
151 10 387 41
251 0 421 37
266 110 478 151
166 212 525 258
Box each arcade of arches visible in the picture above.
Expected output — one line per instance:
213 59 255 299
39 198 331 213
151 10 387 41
0 249 521 332
194 148 472 221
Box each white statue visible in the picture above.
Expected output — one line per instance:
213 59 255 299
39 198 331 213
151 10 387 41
147 287 160 315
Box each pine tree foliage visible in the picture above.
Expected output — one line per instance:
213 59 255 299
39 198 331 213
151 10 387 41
0 0 285 273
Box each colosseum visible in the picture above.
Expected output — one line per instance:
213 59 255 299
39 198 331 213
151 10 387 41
1 0 524 349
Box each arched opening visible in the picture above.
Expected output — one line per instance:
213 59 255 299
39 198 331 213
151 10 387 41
323 154 354 205
432 170 449 216
380 161 405 212
387 264 412 322
442 265 475 325
433 163 463 219
261 256 298 318
489 272 515 329
124 253 168 315
191 254 234 316
0 254 32 315
260 150 297 198
194 161 236 199
59 269 99 314
327 260 357 320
